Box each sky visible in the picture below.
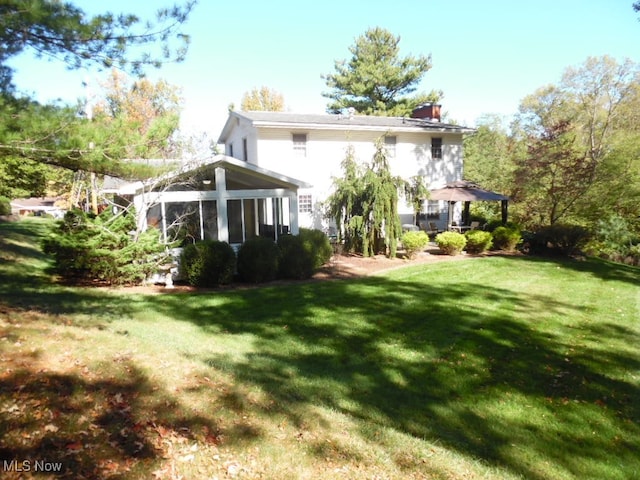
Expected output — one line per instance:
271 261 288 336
7 0 640 141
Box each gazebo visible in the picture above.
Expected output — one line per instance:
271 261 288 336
429 180 509 229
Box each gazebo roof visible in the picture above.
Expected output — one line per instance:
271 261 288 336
429 180 509 202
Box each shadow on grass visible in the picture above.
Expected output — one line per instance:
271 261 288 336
1 219 639 479
0 357 241 479
145 269 640 480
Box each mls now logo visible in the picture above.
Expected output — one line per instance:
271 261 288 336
3 459 64 473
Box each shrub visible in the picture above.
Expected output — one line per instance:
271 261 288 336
401 231 430 259
277 234 314 279
465 230 493 254
42 208 166 285
0 196 11 216
492 226 521 252
625 244 640 266
585 214 637 262
435 231 467 255
277 229 333 280
298 228 333 269
531 224 590 256
181 240 236 287
237 236 279 283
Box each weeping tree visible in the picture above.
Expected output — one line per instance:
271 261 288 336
325 145 365 253
326 139 405 258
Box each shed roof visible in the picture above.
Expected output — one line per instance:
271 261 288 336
429 180 509 202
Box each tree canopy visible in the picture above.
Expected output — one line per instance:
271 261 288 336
0 0 194 93
240 86 285 111
0 1 195 184
322 27 441 116
464 55 640 231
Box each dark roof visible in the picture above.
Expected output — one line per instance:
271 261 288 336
218 111 474 142
429 181 509 202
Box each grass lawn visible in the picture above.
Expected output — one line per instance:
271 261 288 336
1 218 639 479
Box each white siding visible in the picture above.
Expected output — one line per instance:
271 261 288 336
220 119 466 230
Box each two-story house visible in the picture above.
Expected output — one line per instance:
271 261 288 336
217 104 474 231
107 105 474 256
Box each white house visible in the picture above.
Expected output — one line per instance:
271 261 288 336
107 104 475 254
217 104 475 232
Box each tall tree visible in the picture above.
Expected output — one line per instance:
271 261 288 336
463 114 518 194
322 27 440 116
0 1 194 178
240 86 285 111
513 56 640 227
91 70 183 159
513 120 593 226
0 0 194 92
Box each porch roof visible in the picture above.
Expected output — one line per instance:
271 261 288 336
111 155 312 196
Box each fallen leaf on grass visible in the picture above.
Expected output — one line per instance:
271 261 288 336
44 424 59 433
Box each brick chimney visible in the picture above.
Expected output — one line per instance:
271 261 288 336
411 103 441 121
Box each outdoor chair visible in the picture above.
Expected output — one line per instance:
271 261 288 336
428 222 441 235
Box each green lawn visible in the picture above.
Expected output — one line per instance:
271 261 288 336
1 218 639 479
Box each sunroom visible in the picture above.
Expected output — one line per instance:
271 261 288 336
114 155 311 250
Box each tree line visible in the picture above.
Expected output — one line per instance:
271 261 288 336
464 55 639 258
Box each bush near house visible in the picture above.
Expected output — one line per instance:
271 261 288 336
277 234 315 279
277 229 332 280
435 231 467 256
491 225 521 252
237 236 280 283
42 208 167 285
181 240 236 287
465 230 493 254
298 228 333 270
401 230 430 259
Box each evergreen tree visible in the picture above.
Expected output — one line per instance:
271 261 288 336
0 1 194 177
322 27 440 116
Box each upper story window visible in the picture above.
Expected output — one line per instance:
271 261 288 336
298 194 312 213
292 133 307 157
431 137 443 160
242 137 248 161
384 135 397 158
228 143 234 158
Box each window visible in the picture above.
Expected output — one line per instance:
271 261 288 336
292 133 307 157
228 143 234 158
242 138 248 161
299 194 312 213
384 135 397 157
431 137 443 160
426 200 441 219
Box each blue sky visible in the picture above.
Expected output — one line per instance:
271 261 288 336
7 0 640 138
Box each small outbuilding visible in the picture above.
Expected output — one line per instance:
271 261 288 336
429 180 510 229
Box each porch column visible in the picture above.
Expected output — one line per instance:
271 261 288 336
501 200 509 225
288 192 299 235
215 167 229 242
